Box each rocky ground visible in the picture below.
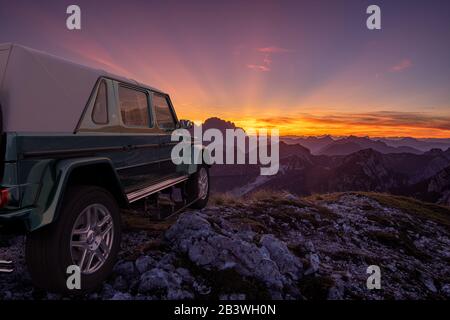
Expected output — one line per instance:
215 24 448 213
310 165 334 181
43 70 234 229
1 191 449 300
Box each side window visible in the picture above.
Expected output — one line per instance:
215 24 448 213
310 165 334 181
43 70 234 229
152 93 176 130
92 80 108 124
119 86 150 127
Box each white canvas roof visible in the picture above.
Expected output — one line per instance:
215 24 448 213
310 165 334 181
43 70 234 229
0 43 163 132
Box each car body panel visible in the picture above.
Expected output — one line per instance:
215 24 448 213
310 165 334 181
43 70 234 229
0 44 209 232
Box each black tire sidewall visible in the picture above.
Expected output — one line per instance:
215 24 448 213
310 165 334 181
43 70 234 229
188 166 210 209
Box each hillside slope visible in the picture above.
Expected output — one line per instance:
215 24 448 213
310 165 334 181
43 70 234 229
216 148 450 203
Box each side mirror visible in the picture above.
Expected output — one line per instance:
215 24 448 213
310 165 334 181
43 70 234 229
178 119 194 129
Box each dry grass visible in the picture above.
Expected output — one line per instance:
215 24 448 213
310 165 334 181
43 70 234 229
229 217 269 233
211 189 336 222
358 192 450 230
122 239 166 260
246 189 323 212
303 192 346 203
304 191 450 230
210 190 299 207
245 189 293 202
121 209 177 232
209 193 245 206
367 230 431 260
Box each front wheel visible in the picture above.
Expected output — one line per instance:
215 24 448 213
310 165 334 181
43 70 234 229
186 166 210 209
26 186 122 293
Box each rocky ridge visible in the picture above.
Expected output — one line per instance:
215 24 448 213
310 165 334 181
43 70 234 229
1 192 449 300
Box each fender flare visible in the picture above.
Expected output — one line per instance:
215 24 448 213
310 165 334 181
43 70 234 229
31 157 126 231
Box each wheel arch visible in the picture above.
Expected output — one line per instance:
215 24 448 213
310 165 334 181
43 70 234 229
64 161 128 207
31 158 127 231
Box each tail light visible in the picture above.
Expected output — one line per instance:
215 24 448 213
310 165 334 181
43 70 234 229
0 189 9 208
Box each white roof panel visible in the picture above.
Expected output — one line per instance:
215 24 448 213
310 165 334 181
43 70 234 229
0 43 164 132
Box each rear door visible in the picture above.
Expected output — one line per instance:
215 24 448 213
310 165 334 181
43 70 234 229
115 84 162 193
151 92 179 179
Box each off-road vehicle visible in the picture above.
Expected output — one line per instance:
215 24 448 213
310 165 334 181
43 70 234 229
0 43 210 292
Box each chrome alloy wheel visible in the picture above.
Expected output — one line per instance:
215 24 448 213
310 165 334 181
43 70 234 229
70 204 114 275
198 167 209 200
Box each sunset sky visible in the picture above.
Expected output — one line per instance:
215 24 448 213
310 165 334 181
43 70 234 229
1 0 449 137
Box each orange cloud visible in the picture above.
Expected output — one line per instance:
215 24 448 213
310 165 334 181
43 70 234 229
390 59 412 72
230 111 450 138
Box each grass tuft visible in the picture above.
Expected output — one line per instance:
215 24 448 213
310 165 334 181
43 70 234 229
358 192 450 230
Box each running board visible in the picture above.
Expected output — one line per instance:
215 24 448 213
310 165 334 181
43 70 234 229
0 260 13 273
127 175 189 203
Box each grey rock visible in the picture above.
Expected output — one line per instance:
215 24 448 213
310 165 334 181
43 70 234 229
175 268 195 284
2 193 449 301
219 293 246 300
101 283 115 300
167 289 194 300
135 255 155 274
166 212 303 297
304 253 320 275
441 284 450 297
421 276 437 293
138 268 170 293
260 234 303 280
113 260 135 277
110 292 133 300
113 275 128 291
193 280 212 295
156 253 178 272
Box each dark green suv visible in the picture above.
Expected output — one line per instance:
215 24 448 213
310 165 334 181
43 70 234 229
0 43 210 292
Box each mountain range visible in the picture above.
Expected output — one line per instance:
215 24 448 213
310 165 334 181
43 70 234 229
201 118 450 206
281 135 450 155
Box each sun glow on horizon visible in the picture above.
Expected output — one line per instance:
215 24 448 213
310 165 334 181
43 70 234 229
178 111 450 139
4 1 449 140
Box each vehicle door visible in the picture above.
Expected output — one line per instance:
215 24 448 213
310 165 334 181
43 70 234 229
150 92 180 179
115 83 162 193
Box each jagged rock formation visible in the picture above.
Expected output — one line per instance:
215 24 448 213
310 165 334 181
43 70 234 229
426 166 450 206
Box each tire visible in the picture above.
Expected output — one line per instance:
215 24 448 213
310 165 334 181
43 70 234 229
25 186 121 293
186 166 210 209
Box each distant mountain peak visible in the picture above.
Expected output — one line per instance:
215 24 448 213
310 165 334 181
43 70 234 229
202 117 243 132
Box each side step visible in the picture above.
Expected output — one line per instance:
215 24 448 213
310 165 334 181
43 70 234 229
127 175 189 203
0 260 13 273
